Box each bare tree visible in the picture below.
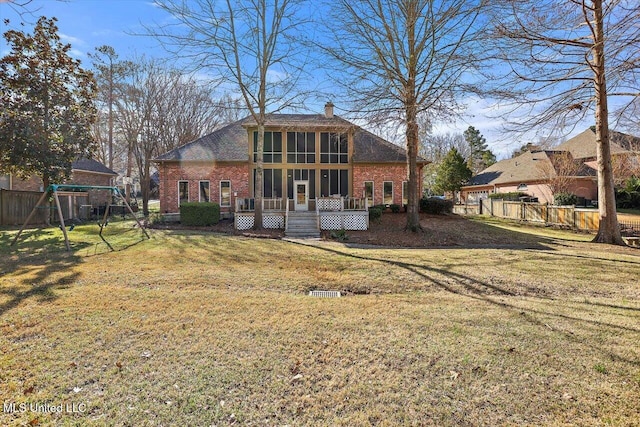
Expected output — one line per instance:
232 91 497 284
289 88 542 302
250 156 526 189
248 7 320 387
150 0 309 229
322 0 484 231
115 58 224 215
537 151 584 196
89 46 135 170
486 0 640 245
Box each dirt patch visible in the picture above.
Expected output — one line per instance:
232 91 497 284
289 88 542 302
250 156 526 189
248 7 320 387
151 213 559 247
324 212 547 247
150 218 285 239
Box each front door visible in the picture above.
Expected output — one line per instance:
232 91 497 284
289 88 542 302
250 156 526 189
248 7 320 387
294 180 308 211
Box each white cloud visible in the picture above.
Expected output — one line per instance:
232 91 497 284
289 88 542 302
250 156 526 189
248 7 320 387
59 32 86 47
432 96 593 159
69 48 85 58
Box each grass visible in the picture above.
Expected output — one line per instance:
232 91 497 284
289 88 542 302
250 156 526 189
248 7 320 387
618 208 640 216
1 218 639 426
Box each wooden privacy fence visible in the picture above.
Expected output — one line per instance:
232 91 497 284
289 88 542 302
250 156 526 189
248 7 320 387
0 189 48 226
0 189 89 226
454 199 600 231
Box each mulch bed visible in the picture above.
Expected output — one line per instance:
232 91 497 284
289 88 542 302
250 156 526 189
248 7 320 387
150 213 545 247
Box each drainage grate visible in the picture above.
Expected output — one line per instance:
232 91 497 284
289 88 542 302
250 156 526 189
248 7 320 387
309 290 341 298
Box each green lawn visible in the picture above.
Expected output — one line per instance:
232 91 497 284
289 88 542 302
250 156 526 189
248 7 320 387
1 219 639 426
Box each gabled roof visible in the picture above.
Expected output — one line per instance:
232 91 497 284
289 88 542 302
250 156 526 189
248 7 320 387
468 149 596 187
465 127 639 189
470 150 553 186
72 158 117 175
554 128 636 159
154 118 250 162
154 114 427 164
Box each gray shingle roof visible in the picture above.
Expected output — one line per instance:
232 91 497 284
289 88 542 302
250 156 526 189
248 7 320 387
72 158 117 175
554 128 635 159
470 150 553 186
465 127 637 188
154 114 427 164
154 119 250 162
468 149 596 187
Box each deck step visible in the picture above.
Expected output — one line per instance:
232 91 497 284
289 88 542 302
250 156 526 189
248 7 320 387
286 212 320 238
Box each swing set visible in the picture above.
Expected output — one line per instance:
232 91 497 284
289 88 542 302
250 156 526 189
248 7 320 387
10 184 150 252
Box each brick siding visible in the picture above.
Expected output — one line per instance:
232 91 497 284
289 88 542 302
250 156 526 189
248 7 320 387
10 171 114 206
158 162 250 213
353 164 422 206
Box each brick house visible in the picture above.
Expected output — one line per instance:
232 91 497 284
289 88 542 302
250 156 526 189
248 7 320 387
461 128 639 204
154 103 427 230
1 158 117 206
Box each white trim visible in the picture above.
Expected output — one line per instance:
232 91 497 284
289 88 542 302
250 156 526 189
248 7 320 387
199 180 210 202
72 169 117 177
293 180 309 211
178 180 189 205
383 181 394 205
220 180 231 207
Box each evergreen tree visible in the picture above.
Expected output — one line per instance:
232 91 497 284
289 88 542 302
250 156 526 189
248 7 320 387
0 17 98 187
464 126 496 174
434 148 472 196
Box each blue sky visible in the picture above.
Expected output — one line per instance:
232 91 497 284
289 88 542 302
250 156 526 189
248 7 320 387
0 0 595 159
0 0 169 60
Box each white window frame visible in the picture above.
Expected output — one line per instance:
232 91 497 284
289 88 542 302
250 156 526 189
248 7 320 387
364 181 374 206
199 180 210 202
178 180 189 206
383 181 394 205
0 174 10 190
402 181 408 206
220 180 231 207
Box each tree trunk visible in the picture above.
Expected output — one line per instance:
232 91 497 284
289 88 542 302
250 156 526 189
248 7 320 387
591 0 625 245
253 123 264 230
405 104 422 232
142 158 151 217
125 140 133 204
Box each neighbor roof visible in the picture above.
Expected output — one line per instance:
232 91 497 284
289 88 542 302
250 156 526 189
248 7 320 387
469 150 553 186
154 114 427 164
72 158 117 175
465 127 640 189
554 128 635 159
467 149 596 188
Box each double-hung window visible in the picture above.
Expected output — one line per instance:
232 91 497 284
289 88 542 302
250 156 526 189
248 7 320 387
178 181 189 205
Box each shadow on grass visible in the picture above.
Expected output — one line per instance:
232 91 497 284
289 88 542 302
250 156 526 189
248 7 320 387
0 224 148 316
298 241 640 367
0 233 83 317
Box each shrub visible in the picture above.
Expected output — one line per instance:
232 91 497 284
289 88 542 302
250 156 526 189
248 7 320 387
180 202 220 226
420 197 453 215
369 205 383 222
488 192 528 201
330 228 349 241
148 212 164 226
616 177 640 209
389 204 401 213
554 192 578 206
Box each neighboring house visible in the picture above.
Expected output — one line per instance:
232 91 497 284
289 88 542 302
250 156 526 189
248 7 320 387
0 158 118 225
155 103 427 229
461 128 639 204
1 158 117 206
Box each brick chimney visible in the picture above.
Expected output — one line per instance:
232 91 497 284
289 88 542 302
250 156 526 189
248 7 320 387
324 102 334 118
